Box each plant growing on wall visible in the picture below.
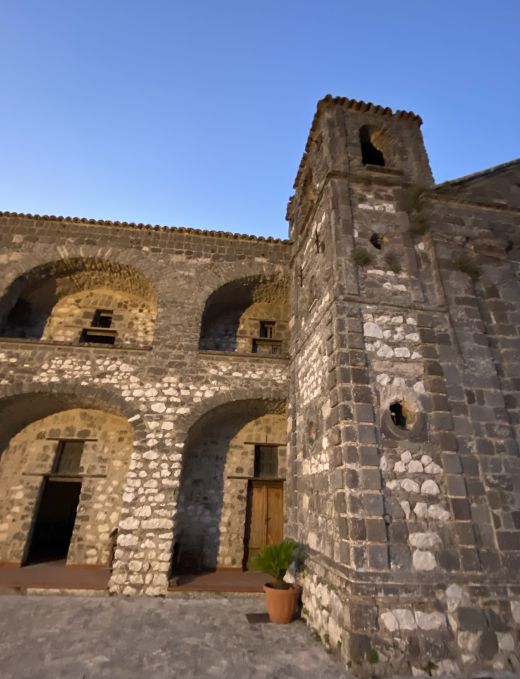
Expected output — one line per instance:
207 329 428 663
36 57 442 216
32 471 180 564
454 253 480 280
384 251 402 273
352 246 372 267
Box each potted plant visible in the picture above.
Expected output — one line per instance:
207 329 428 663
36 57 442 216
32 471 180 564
251 538 303 624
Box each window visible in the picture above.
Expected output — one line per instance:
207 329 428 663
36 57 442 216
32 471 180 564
360 125 386 167
259 321 275 339
92 309 113 328
254 445 278 478
53 440 84 476
80 308 117 344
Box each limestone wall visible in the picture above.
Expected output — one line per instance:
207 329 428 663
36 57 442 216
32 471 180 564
0 408 132 565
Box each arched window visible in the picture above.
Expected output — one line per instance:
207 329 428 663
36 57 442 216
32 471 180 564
360 125 387 167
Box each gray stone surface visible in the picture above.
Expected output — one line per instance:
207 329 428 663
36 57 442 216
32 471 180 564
0 594 350 679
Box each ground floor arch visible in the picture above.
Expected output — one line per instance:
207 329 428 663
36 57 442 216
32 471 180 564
0 405 134 567
172 399 287 575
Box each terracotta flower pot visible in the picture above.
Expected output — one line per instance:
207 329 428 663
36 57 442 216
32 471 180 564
263 582 300 624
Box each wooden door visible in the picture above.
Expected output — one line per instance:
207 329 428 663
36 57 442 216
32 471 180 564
246 480 283 567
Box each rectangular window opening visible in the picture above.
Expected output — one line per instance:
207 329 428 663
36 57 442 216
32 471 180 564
254 445 279 478
53 440 85 476
92 309 113 328
259 321 275 339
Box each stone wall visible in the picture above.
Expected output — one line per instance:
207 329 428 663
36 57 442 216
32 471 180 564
175 410 286 570
286 97 520 676
0 408 132 565
0 212 290 595
0 94 519 678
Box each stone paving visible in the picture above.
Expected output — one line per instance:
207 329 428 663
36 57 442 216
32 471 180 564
0 594 350 679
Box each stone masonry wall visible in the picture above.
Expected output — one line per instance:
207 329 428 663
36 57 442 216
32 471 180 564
287 98 520 677
0 212 290 595
0 408 132 565
175 412 286 569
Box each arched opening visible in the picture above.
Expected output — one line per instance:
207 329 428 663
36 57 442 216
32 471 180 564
360 125 389 167
199 275 288 355
0 258 157 346
172 399 287 577
0 393 134 571
370 233 384 250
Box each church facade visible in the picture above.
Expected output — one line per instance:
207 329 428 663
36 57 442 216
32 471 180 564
0 96 519 675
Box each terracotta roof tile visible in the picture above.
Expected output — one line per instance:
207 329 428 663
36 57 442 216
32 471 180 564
0 211 290 244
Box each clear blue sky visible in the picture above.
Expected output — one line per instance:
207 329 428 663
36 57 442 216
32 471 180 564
1 1 519 239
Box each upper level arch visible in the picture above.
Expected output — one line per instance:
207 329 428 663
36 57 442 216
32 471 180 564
199 274 289 355
0 257 158 346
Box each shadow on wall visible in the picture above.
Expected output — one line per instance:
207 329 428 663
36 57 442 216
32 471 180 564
0 258 157 346
172 399 286 574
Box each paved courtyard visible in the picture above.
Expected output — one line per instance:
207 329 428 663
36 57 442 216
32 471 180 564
0 594 350 679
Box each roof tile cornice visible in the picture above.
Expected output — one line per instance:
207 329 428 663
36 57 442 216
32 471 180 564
0 211 290 244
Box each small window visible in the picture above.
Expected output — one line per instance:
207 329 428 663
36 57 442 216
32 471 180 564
80 328 117 345
370 233 384 250
92 309 113 328
53 440 84 476
254 445 278 478
259 321 275 339
360 125 386 167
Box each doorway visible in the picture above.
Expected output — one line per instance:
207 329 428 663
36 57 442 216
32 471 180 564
245 480 283 568
25 478 82 565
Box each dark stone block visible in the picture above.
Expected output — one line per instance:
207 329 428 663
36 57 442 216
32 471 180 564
349 518 366 541
460 548 481 571
447 475 467 497
451 498 471 520
360 468 381 490
497 531 520 551
442 454 462 474
362 493 385 516
366 518 387 542
438 549 460 571
458 607 487 631
389 544 412 569
368 544 389 570
478 630 498 660
358 446 379 466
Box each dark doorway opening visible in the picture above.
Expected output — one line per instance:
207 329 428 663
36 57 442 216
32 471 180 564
25 479 81 565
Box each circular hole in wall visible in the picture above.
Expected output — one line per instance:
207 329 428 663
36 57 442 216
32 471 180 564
389 400 416 430
369 233 384 250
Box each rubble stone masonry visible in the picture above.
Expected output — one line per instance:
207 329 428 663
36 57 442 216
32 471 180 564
0 95 519 676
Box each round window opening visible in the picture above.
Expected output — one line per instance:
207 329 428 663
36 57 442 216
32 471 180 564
389 401 415 430
370 233 384 250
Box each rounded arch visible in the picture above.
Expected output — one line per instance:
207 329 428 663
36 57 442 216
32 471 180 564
198 273 289 353
0 383 147 456
359 124 394 167
173 396 287 572
0 257 158 342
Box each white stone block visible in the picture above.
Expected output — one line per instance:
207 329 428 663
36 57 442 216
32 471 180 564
412 550 437 571
409 532 441 549
421 480 440 495
408 460 424 474
380 611 399 632
393 608 417 630
413 502 428 519
428 504 451 521
401 451 412 464
401 479 420 493
364 322 383 338
415 611 446 630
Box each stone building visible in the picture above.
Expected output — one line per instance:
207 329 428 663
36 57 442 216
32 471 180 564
0 95 519 676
